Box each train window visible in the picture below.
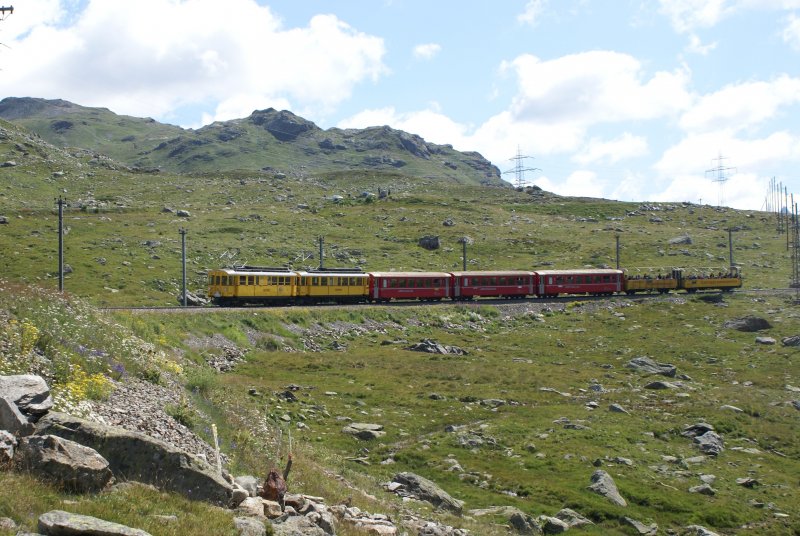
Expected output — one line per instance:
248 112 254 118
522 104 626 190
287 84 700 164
548 277 553 284
349 277 357 286
383 280 388 288
556 276 563 284
311 277 317 286
603 275 611 282
463 278 468 286
247 276 254 285
239 276 246 285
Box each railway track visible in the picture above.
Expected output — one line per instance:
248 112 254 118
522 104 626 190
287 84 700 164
100 287 796 314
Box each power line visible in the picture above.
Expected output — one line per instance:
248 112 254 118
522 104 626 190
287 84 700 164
503 146 540 188
704 152 735 207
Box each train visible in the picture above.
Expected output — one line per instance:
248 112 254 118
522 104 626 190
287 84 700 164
206 266 742 306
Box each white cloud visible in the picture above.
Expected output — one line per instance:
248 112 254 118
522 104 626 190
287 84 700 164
651 172 768 209
517 0 548 25
658 0 731 33
573 133 648 165
533 170 606 198
413 43 441 60
679 75 800 133
686 34 718 55
0 0 387 126
782 13 800 50
501 51 691 128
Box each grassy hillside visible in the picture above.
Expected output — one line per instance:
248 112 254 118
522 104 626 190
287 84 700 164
1 110 799 535
1 117 795 307
0 97 503 185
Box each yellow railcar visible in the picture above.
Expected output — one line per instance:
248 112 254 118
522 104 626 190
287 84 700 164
623 276 678 294
207 267 296 305
295 271 369 304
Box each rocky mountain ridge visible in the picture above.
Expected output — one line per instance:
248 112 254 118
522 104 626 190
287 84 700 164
0 97 503 186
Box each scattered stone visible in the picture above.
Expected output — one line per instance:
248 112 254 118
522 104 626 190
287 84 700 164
587 470 626 506
418 235 440 250
736 477 759 488
720 405 743 413
755 337 776 345
683 525 720 536
0 517 16 531
555 508 593 528
792 400 800 411
668 235 692 245
0 430 16 465
782 335 800 347
644 381 677 390
235 475 260 497
176 209 191 217
509 511 541 534
538 515 569 534
609 403 630 414
723 316 772 332
233 516 267 536
342 423 385 440
14 435 114 493
622 516 657 535
539 387 571 397
389 472 464 514
406 339 466 355
689 484 716 495
699 474 716 485
271 515 328 536
694 431 724 456
38 510 151 536
625 357 677 377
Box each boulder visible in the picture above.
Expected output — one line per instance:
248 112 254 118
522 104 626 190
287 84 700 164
694 431 724 456
0 374 54 418
644 381 677 390
35 412 232 505
723 316 772 332
755 337 776 345
176 209 191 217
683 525 720 536
235 496 266 519
689 484 716 495
342 423 385 440
587 470 626 506
390 472 464 514
271 515 329 536
15 435 113 492
0 430 17 465
38 510 151 536
555 508 593 528
418 235 440 250
538 515 569 534
625 357 676 377
233 516 267 536
622 516 657 535
235 475 260 497
782 335 800 347
509 511 542 535
668 235 692 245
406 339 466 355
0 395 34 436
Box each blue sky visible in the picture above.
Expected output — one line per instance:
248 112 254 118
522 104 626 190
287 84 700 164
2 0 800 210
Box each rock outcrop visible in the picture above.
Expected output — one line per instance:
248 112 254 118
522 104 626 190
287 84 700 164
34 411 232 506
14 435 114 493
388 472 464 514
587 470 626 506
38 510 151 536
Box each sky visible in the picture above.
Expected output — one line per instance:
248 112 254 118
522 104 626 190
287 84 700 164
1 0 799 210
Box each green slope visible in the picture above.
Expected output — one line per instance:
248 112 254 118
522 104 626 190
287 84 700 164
0 97 503 185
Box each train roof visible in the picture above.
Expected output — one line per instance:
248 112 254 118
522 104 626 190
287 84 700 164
295 271 368 277
369 271 452 278
209 268 297 276
535 269 623 275
451 270 535 276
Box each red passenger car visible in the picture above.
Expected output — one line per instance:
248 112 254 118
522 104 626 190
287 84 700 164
451 271 536 300
536 269 623 297
369 272 451 302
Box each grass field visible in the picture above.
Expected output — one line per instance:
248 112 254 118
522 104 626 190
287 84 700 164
2 116 799 535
